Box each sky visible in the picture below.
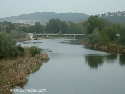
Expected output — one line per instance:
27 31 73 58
0 0 125 18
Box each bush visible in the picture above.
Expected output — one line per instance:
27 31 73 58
16 46 25 56
29 46 41 57
0 32 25 59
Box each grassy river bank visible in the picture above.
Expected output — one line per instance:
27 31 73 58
82 41 125 54
0 32 49 94
0 48 49 94
68 39 125 54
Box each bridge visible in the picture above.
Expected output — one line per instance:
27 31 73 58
33 33 86 39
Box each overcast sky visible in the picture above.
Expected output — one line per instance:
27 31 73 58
0 0 124 18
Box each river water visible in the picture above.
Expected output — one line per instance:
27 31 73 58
17 39 125 94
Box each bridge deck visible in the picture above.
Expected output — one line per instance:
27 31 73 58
35 34 86 36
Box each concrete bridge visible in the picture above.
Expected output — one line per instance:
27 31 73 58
33 33 86 39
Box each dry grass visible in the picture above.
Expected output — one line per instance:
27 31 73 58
0 54 49 94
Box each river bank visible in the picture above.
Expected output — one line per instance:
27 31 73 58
67 39 125 54
80 40 125 54
0 53 49 94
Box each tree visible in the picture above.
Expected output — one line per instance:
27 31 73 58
0 32 24 59
33 22 45 33
86 16 107 34
46 19 68 34
118 25 125 45
102 24 120 42
68 22 85 34
0 21 16 32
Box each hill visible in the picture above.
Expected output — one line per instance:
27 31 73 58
0 12 89 25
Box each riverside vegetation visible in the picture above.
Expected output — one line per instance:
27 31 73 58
1 15 125 54
83 16 125 54
0 32 49 94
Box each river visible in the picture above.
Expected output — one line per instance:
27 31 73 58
17 38 125 94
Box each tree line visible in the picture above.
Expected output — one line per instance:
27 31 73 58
85 16 125 46
0 19 86 34
1 16 125 47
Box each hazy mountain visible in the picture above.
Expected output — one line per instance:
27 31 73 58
0 12 89 25
98 11 125 23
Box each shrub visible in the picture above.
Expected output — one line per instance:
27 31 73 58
29 46 41 57
0 32 25 59
16 46 25 56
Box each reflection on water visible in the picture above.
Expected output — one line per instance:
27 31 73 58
85 54 125 69
120 55 125 65
85 55 104 69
